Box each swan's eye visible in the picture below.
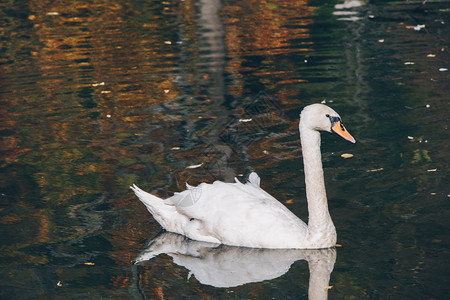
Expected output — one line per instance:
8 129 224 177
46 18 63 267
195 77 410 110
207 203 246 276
325 114 330 118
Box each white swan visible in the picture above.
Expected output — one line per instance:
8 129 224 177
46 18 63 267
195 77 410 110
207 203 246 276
131 104 356 249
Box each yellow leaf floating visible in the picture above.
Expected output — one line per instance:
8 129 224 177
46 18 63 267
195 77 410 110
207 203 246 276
341 153 354 159
367 168 384 173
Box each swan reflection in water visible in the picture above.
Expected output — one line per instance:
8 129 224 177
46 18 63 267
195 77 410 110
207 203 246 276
135 232 336 299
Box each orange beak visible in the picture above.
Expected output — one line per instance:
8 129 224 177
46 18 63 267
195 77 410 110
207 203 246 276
332 120 356 143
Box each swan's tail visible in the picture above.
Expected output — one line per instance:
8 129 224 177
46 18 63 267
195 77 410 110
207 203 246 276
131 184 176 230
130 184 163 209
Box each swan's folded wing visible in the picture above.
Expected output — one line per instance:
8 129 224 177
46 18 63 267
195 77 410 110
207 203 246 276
167 185 203 207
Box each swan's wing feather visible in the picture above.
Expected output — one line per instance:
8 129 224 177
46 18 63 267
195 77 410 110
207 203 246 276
233 172 260 186
167 186 203 207
169 192 195 207
167 182 210 208
248 172 260 186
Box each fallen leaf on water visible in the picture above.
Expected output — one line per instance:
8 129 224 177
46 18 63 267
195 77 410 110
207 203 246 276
414 24 425 30
285 199 294 204
84 262 95 266
171 147 181 150
239 118 252 123
367 168 384 173
341 153 354 158
186 163 203 169
405 24 425 30
335 244 342 247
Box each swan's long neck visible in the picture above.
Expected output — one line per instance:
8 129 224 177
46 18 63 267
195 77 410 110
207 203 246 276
300 122 336 246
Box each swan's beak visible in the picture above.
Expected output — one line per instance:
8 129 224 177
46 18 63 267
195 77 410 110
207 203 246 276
332 120 356 143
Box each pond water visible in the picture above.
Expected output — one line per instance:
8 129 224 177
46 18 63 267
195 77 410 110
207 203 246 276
1 0 449 298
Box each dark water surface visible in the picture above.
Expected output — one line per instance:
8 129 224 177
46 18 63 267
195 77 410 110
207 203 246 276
1 0 449 298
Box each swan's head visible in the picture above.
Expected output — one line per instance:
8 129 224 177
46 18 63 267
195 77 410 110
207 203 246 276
300 104 356 143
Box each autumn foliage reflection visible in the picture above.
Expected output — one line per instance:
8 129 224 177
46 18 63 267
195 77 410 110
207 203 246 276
0 0 315 296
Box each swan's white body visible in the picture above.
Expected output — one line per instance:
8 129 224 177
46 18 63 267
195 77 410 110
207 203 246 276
131 104 355 249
